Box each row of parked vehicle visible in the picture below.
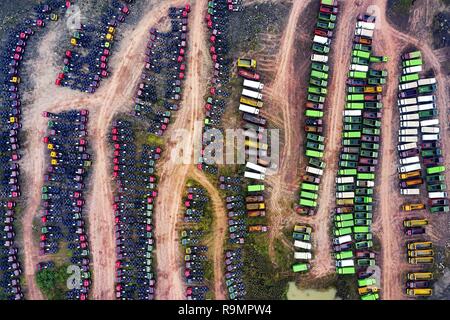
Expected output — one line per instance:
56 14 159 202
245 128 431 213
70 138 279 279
224 248 245 300
296 0 340 216
396 50 449 212
56 0 132 93
332 15 388 301
0 0 69 300
198 0 237 175
291 224 313 273
134 4 192 136
181 186 210 300
111 119 161 300
405 237 434 297
38 110 92 300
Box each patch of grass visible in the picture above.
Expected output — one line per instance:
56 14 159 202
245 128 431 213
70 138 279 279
36 264 70 300
335 275 359 300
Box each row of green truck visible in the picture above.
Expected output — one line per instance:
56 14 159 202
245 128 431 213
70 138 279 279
297 0 340 216
333 16 386 301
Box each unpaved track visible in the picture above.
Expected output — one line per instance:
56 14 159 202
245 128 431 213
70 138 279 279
190 169 227 299
20 0 185 300
154 0 209 300
371 0 449 300
266 0 310 266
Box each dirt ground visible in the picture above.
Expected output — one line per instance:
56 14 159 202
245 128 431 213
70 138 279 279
19 0 186 300
153 0 211 300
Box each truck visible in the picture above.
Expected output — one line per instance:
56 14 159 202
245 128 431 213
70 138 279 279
404 219 428 227
311 70 329 80
247 184 264 192
336 177 354 184
427 165 445 175
333 235 352 245
399 136 418 143
354 28 373 38
403 65 423 74
418 77 436 86
400 156 420 165
350 64 369 72
246 203 265 210
403 58 423 67
242 88 262 100
356 21 376 30
243 79 264 90
399 81 418 91
311 54 328 63
400 121 420 128
401 203 425 211
336 259 355 267
417 95 435 104
313 35 331 46
398 97 417 106
246 161 267 174
421 126 440 134
399 129 418 136
408 249 434 257
352 49 371 59
409 257 434 264
420 119 439 127
400 73 420 83
408 241 432 250
239 104 259 115
402 51 422 60
243 113 266 126
238 69 260 80
306 166 323 176
292 263 309 273
237 58 256 69
294 240 312 251
406 288 432 296
240 96 263 108
422 134 440 141
407 272 433 280
400 113 419 121
428 191 448 199
294 252 312 260
244 171 265 180
400 189 420 195
336 192 355 199
400 105 419 114
400 178 423 188
398 142 417 151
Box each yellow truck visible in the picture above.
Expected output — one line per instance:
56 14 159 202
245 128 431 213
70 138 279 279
401 203 425 211
364 86 382 93
408 249 434 257
407 241 432 250
407 272 433 280
246 203 265 210
399 170 421 180
240 96 263 108
358 286 378 295
403 219 428 228
238 58 257 69
406 288 432 296
245 139 268 150
409 257 434 264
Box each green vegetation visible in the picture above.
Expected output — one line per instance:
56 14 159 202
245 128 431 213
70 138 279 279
335 275 360 300
36 264 70 300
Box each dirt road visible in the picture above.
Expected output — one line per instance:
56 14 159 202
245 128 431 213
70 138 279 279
265 0 310 266
190 169 227 300
19 0 185 300
154 0 209 300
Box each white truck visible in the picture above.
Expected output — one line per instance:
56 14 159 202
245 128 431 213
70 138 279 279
421 127 440 134
336 177 354 184
239 104 260 115
400 105 419 114
399 136 418 143
398 163 421 173
400 156 420 165
343 110 362 116
336 259 355 267
397 142 417 151
428 192 448 199
243 79 264 90
418 103 435 111
306 166 323 176
336 192 355 199
350 64 369 72
313 35 331 46
354 28 373 38
398 129 418 136
400 113 419 121
400 121 420 128
417 78 436 86
356 21 376 30
400 189 421 195
402 65 422 74
242 88 262 100
244 171 265 180
311 54 328 63
294 252 312 260
417 95 435 104
398 98 417 106
294 240 312 251
399 81 418 91
333 235 352 245
357 180 375 187
246 161 267 174
420 119 439 127
422 134 440 141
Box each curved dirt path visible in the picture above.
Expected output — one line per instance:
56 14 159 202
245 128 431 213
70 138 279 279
154 0 209 300
20 0 185 300
190 169 227 300
265 0 311 267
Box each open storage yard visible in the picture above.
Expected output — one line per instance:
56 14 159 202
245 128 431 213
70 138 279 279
0 0 449 302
